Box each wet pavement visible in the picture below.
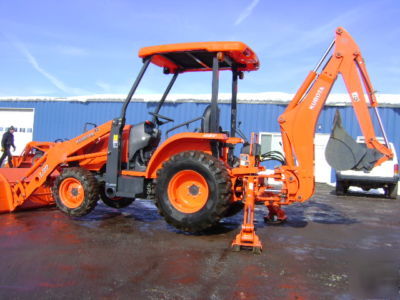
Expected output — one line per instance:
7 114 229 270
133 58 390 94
0 184 399 299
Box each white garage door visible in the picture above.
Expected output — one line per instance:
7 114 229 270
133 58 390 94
0 108 34 155
314 133 332 183
259 132 332 184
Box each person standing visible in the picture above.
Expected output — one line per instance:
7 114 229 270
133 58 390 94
0 126 16 168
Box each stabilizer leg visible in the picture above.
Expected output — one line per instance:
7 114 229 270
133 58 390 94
264 203 287 224
231 176 262 254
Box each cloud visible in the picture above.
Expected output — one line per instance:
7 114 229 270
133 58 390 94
3 33 88 95
235 0 260 26
16 43 69 92
96 80 111 92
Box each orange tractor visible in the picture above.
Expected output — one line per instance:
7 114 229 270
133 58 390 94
0 27 393 253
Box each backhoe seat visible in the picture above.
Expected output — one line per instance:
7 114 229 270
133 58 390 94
201 104 220 133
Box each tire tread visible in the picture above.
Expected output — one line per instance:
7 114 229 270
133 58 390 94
52 167 99 217
154 151 231 232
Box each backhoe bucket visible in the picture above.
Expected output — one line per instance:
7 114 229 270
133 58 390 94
0 168 54 213
325 110 382 171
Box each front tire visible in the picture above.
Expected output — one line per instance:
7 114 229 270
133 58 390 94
52 167 99 217
155 151 232 232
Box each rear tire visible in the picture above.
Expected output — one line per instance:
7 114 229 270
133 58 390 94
155 151 232 232
223 201 244 217
385 182 398 199
53 167 99 217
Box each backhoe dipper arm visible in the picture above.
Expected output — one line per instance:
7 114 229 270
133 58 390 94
277 27 393 203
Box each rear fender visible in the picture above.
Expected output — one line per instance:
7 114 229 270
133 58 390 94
146 132 228 178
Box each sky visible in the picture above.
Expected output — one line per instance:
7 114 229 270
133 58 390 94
0 0 399 97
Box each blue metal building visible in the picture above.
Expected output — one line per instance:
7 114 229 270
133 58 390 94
0 99 398 158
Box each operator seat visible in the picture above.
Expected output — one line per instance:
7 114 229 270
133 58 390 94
128 121 161 170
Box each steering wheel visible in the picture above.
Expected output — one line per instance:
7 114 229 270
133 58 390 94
149 112 174 125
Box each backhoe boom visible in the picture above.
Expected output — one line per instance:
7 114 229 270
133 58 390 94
277 27 392 203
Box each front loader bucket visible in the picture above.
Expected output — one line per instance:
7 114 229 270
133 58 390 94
325 110 382 171
0 168 55 213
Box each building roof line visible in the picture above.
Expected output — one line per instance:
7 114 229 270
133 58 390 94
0 92 399 106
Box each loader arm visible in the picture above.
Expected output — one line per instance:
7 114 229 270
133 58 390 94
2 121 113 211
277 27 393 203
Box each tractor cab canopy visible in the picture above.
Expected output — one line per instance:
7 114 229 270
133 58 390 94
138 42 259 74
117 41 260 153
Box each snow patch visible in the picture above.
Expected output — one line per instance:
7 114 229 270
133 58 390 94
0 92 399 106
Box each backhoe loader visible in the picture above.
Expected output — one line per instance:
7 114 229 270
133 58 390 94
0 27 393 253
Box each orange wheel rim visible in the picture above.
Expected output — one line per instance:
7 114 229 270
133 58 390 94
168 170 209 213
59 178 84 209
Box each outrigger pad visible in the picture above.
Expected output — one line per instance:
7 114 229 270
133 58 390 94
325 110 382 171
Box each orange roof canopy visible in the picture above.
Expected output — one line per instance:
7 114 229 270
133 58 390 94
138 41 259 73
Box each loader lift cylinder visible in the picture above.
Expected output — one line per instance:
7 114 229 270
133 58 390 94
373 106 390 147
292 40 335 108
313 39 335 72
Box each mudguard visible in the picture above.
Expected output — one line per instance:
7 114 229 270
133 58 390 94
145 132 231 178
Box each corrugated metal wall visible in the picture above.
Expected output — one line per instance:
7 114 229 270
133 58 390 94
0 101 398 157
